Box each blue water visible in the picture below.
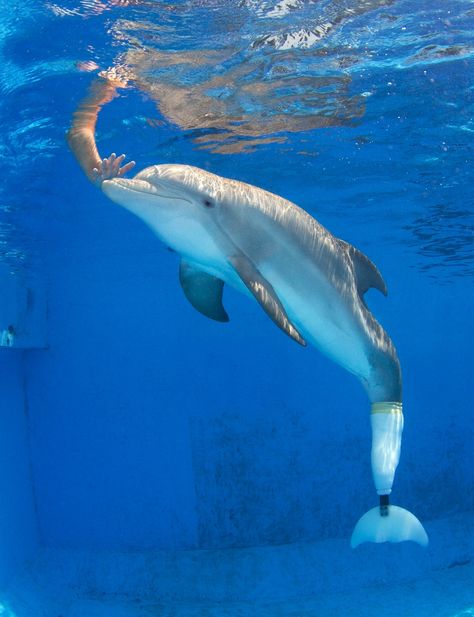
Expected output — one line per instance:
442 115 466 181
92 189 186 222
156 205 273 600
0 1 473 615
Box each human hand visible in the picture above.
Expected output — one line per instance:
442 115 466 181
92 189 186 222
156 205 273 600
92 153 136 186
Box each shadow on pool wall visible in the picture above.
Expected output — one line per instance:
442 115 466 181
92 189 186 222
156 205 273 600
14 169 473 558
0 351 38 584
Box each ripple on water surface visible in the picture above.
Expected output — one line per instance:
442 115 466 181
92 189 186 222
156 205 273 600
0 0 472 280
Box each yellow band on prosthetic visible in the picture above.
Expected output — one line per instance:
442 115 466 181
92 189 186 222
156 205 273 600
371 401 403 415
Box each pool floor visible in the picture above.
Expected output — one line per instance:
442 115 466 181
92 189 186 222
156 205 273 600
2 511 473 617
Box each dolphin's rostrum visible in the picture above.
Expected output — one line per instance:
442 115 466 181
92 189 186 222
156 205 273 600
102 163 428 548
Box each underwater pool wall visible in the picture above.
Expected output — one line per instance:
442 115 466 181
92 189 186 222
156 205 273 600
0 350 38 585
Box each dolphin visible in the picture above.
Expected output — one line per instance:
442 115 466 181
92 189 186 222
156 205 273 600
101 163 428 547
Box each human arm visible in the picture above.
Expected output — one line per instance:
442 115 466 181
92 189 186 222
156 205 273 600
67 78 135 185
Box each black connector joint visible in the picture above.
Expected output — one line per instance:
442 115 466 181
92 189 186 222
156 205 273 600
379 494 390 517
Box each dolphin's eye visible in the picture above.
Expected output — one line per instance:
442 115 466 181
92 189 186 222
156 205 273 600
203 198 214 208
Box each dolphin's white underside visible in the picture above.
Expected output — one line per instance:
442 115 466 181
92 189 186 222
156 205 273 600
196 252 371 381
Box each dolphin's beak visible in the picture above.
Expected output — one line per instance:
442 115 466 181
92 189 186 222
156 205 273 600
102 178 157 200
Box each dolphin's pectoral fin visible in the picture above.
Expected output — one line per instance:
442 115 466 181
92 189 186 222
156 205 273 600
338 240 388 297
179 259 229 323
229 255 306 346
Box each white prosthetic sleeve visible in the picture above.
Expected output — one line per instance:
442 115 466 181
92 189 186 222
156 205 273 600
370 401 403 495
350 402 429 548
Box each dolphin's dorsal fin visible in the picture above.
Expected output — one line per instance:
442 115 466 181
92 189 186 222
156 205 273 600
229 254 306 346
179 259 229 323
339 240 388 297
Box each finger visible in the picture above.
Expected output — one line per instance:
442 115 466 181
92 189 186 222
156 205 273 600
118 160 136 176
111 154 124 172
110 153 116 161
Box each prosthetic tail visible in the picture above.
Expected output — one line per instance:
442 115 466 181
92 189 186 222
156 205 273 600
351 402 429 548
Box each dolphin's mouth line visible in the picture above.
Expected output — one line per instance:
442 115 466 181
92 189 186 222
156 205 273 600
105 178 193 204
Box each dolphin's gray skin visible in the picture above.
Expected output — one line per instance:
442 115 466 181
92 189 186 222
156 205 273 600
101 163 428 547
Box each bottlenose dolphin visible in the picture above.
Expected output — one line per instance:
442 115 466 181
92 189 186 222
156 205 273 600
100 163 428 547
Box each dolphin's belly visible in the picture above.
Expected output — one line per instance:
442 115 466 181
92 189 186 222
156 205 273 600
260 260 372 380
200 247 372 380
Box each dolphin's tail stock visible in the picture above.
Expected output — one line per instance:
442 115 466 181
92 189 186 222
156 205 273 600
351 402 429 548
